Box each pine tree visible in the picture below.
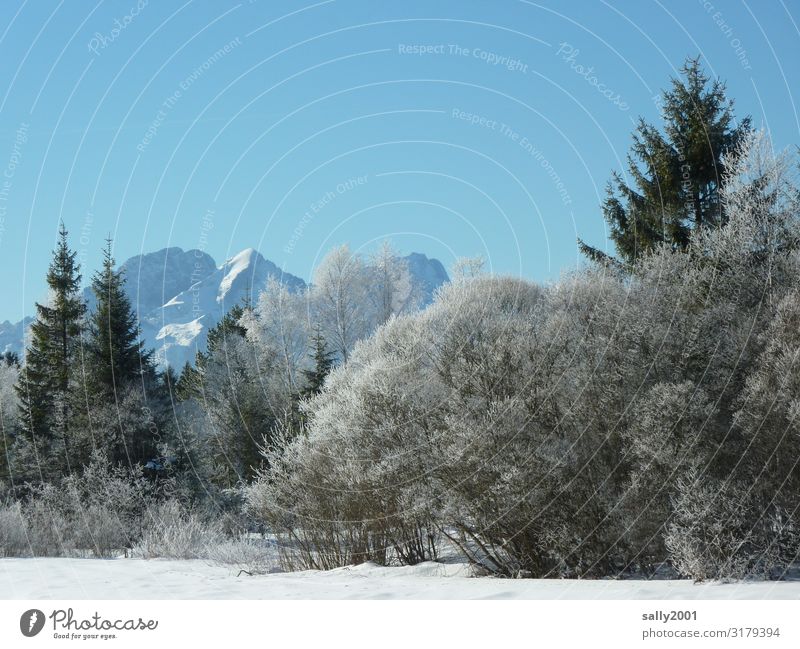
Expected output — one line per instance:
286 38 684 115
301 325 335 398
84 238 159 466
176 303 249 402
205 303 248 354
15 222 86 476
174 302 273 485
87 238 152 397
579 57 751 267
1 351 19 367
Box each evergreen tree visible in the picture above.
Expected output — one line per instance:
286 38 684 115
579 57 751 267
176 302 271 485
174 361 200 402
1 351 19 367
84 238 158 466
301 325 335 398
176 303 248 402
87 238 153 396
15 222 86 475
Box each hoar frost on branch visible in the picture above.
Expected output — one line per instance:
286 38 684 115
246 132 800 580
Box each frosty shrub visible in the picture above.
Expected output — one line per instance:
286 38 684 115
7 453 155 557
23 484 74 556
665 473 784 581
246 132 800 579
133 500 223 560
204 535 278 574
63 454 154 557
0 501 29 557
729 287 800 569
617 382 717 573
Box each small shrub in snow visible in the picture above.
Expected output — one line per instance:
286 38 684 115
0 501 29 557
133 501 223 560
204 536 278 574
23 485 74 556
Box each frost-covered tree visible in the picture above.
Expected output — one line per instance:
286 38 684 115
311 244 370 363
242 278 309 394
0 362 19 483
450 255 485 281
1 352 19 367
367 241 421 326
300 325 335 398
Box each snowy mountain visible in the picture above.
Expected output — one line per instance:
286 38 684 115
144 248 306 368
404 253 449 305
3 247 449 369
82 247 218 318
0 317 32 357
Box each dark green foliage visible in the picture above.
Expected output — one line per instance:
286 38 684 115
580 57 751 266
178 303 273 487
301 325 335 398
14 223 86 477
79 238 161 467
86 238 154 396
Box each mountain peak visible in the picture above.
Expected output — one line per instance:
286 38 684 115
403 253 449 305
222 247 260 267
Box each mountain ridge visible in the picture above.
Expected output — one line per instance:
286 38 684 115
1 247 449 368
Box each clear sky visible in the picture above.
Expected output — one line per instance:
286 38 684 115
0 0 798 322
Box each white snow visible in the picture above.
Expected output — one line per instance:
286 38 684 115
155 318 204 345
161 294 185 308
218 248 258 303
1 559 798 599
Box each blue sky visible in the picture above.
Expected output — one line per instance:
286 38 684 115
0 0 798 322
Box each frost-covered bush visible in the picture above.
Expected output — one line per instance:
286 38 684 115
728 288 800 569
133 500 223 560
23 484 74 556
6 453 155 557
204 535 278 574
665 474 787 581
246 310 445 571
245 133 800 579
0 501 29 557
618 382 717 571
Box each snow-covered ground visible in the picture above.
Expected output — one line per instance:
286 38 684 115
1 558 798 599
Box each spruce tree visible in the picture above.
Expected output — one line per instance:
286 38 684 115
579 57 751 267
301 325 335 398
188 303 269 486
85 238 159 466
176 303 248 401
15 223 86 476
1 351 19 367
87 238 152 396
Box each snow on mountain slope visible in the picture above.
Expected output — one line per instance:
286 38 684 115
155 318 205 347
144 248 306 368
0 317 32 356
82 247 217 319
218 248 259 300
